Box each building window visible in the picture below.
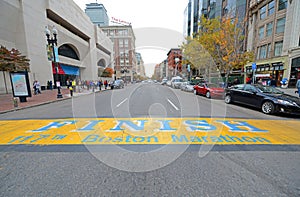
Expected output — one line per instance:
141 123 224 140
276 17 286 34
278 0 288 11
58 44 79 60
274 41 283 56
260 5 266 20
266 22 273 37
124 39 129 47
259 26 265 39
119 39 124 48
259 45 267 59
268 1 275 15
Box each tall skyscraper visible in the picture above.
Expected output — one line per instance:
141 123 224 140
85 2 109 26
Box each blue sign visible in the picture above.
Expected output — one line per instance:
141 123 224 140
252 63 256 70
54 46 59 62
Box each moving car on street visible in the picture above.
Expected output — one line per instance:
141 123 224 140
224 84 300 115
193 83 225 98
170 76 183 89
112 79 124 89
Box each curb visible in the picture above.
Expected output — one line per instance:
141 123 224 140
0 89 106 115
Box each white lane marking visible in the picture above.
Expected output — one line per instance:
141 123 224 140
167 99 179 111
116 98 128 108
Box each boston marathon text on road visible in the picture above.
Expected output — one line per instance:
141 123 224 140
1 118 299 145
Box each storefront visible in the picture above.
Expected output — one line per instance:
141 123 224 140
289 57 300 87
52 63 80 86
245 62 285 86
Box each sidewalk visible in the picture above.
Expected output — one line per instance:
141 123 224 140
278 87 298 97
0 87 103 114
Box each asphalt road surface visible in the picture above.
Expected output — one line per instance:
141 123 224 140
0 83 299 196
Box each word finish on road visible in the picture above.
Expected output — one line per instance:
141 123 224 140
0 118 299 145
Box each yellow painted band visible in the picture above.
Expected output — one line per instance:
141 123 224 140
0 118 299 145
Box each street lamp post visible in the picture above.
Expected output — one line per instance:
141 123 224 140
45 26 63 98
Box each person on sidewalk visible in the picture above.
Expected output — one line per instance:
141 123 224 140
104 80 108 89
296 78 300 97
33 80 41 95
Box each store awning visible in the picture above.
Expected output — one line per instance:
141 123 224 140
52 63 80 76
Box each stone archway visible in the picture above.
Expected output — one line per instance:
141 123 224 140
97 59 106 77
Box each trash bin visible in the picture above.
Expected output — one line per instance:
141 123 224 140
13 97 18 108
41 86 46 91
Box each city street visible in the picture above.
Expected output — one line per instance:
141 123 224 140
0 83 299 196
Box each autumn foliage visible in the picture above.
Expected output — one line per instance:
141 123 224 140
0 45 30 72
181 15 253 83
101 67 114 77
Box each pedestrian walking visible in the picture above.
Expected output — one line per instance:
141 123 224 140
49 80 53 90
99 80 102 90
270 76 276 87
104 80 108 89
33 80 41 95
296 78 300 97
72 79 76 92
66 79 70 89
69 86 73 97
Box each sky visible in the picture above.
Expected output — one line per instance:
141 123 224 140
73 0 188 77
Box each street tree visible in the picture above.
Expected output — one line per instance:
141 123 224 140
181 37 214 80
101 67 114 78
0 45 30 93
0 45 30 72
182 16 253 85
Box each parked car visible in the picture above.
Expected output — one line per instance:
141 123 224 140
112 80 124 89
161 78 168 85
171 76 183 89
180 81 195 92
224 84 300 115
194 83 225 98
166 80 172 87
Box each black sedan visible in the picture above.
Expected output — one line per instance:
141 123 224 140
224 84 300 115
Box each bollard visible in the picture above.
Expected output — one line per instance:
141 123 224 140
69 86 73 97
13 97 18 108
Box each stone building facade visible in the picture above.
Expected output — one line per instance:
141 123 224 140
246 0 300 87
0 0 113 93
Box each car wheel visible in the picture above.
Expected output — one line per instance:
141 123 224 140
224 95 232 104
194 90 197 95
206 91 211 98
261 101 275 114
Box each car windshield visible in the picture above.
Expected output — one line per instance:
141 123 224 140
256 85 283 94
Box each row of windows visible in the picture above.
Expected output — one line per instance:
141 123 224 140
260 0 275 20
103 29 129 37
260 0 287 20
119 39 129 48
257 41 283 60
258 17 285 39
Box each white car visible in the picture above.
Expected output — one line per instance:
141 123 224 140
166 80 172 87
180 81 195 92
171 76 183 89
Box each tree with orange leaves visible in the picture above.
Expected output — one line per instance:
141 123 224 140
101 67 114 77
182 15 253 85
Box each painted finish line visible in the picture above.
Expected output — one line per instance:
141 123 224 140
0 118 299 145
